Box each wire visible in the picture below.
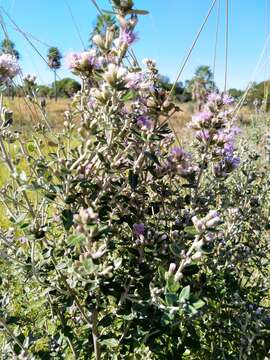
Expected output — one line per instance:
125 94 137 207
233 32 270 116
0 6 62 80
167 0 218 100
263 0 269 111
224 0 229 92
64 0 86 50
213 0 221 79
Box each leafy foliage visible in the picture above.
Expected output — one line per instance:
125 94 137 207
0 1 269 359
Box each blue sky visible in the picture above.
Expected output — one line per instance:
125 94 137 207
0 0 269 90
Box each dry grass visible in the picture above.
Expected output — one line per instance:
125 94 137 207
3 97 269 158
3 97 71 129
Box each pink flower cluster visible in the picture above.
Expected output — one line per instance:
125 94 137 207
155 146 198 180
190 92 240 177
65 50 101 75
0 53 20 84
119 28 138 46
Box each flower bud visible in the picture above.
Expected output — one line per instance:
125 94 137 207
93 34 105 48
174 271 183 282
206 216 220 228
103 63 127 87
168 262 177 275
192 251 203 260
192 216 205 232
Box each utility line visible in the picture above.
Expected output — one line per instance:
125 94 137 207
224 0 229 92
233 32 270 116
64 0 86 50
167 0 218 100
213 0 221 79
0 6 62 80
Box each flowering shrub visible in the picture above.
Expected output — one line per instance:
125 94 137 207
0 53 20 85
0 1 269 359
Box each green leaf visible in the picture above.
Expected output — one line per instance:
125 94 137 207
67 234 85 246
192 299 205 310
200 244 214 254
179 285 190 303
187 305 197 315
82 258 100 274
100 338 119 348
166 276 180 292
169 243 182 256
27 142 35 152
184 226 197 235
144 151 161 166
158 266 166 280
165 292 177 305
182 263 199 275
121 90 134 101
61 209 73 230
126 9 149 15
128 170 138 191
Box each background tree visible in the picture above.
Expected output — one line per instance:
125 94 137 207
0 38 20 59
0 39 20 98
228 88 244 99
47 47 62 101
55 78 81 97
188 65 215 110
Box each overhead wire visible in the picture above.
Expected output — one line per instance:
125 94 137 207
167 0 218 100
213 0 221 79
0 11 38 123
233 32 270 116
263 0 269 111
64 0 86 50
224 0 229 92
0 6 62 80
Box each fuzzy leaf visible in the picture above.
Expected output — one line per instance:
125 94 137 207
179 285 190 302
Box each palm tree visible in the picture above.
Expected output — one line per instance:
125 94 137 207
0 39 20 59
189 66 215 111
0 39 20 98
47 47 62 101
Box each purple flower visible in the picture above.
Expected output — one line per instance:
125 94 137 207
223 93 235 105
214 155 240 177
65 52 80 70
133 223 145 236
191 110 213 126
125 72 144 90
228 125 241 138
214 126 240 148
18 236 28 244
87 98 97 110
207 92 222 103
170 146 190 161
65 50 99 73
0 53 20 84
223 142 234 155
226 155 240 170
137 115 153 130
120 28 139 45
196 130 211 143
